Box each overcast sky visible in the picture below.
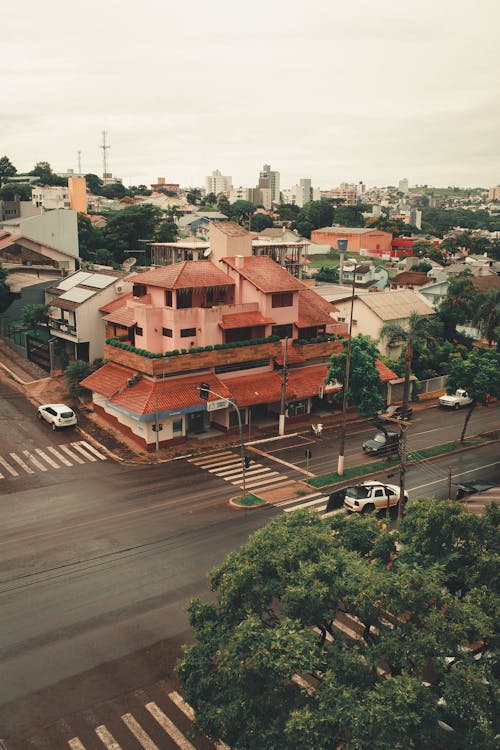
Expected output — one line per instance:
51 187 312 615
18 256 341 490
3 0 499 190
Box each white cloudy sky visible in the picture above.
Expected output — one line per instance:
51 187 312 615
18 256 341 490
3 0 499 190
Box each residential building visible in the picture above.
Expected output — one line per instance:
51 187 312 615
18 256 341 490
333 289 434 358
398 178 409 195
488 186 500 201
1 208 79 258
68 176 88 213
310 226 393 256
81 255 349 450
45 270 133 362
0 232 77 273
323 183 358 206
258 164 280 204
389 271 431 290
150 177 179 194
32 185 71 211
205 170 232 196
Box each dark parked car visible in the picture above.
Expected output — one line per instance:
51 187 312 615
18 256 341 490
362 431 400 455
379 403 413 421
454 480 495 500
326 488 347 512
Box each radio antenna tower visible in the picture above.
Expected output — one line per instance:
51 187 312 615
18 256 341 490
77 150 82 176
100 130 110 180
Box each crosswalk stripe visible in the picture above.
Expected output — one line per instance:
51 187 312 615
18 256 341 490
146 702 197 750
0 455 18 476
35 448 60 469
95 724 122 749
121 713 159 749
167 691 230 750
208 463 242 475
79 441 107 460
70 442 97 461
284 496 329 512
68 738 86 750
189 451 234 464
231 472 281 486
277 492 325 507
47 446 73 466
59 444 85 464
194 456 238 468
22 450 47 472
9 452 34 474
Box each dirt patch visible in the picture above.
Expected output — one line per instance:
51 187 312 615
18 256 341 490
27 374 72 405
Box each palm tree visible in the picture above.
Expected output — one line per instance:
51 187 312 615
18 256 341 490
380 313 439 519
473 289 499 347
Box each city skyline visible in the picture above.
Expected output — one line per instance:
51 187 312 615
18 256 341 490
4 0 499 190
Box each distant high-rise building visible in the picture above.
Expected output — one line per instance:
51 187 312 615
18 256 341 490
399 178 409 195
206 170 232 196
488 185 500 201
258 163 280 204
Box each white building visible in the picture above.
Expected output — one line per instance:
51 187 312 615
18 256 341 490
32 185 70 210
206 170 232 196
258 163 280 203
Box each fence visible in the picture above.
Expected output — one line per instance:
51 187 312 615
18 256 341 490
417 375 447 399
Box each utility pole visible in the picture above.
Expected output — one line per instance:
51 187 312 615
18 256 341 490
279 337 289 436
337 262 357 475
397 420 409 520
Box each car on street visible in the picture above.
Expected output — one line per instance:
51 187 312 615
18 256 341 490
37 403 77 430
454 480 495 500
326 488 347 512
438 389 473 409
362 430 400 455
343 480 408 513
379 403 413 421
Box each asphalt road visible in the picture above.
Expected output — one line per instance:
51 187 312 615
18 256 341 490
0 377 498 742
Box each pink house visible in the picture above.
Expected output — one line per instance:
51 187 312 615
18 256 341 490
81 250 348 449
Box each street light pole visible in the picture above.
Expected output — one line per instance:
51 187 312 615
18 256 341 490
198 385 246 496
279 336 289 436
337 261 357 476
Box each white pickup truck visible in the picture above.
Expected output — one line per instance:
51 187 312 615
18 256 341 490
343 481 409 513
438 389 473 409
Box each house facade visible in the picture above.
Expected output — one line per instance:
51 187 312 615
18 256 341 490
81 256 349 450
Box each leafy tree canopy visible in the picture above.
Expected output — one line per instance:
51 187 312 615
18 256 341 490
84 173 104 194
101 203 162 264
28 161 67 187
0 182 33 201
21 303 50 330
446 347 500 440
250 213 273 232
327 334 384 417
0 155 17 185
177 501 499 750
293 200 334 238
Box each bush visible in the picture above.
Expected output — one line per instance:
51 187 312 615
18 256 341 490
64 360 92 398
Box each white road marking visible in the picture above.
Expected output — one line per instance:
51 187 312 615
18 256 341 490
284 496 328 512
146 702 197 750
79 440 108 460
22 450 47 471
70 442 97 461
47 446 73 466
35 448 60 469
167 691 230 749
9 452 34 474
409 461 500 492
121 713 160 750
59 444 85 463
0 456 18 476
68 738 86 750
95 724 122 749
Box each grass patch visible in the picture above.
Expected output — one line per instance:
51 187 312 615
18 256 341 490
295 488 308 497
232 493 266 507
306 436 489 490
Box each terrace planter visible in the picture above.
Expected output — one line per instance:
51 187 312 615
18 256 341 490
104 340 282 377
291 339 344 360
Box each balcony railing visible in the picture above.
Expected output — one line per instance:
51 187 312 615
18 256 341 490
48 319 77 335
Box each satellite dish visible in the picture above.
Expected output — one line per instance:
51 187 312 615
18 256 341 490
122 257 137 271
203 248 211 258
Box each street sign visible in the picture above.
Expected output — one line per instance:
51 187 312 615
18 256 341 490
207 399 228 412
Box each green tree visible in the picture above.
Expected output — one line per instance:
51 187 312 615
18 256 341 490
438 273 478 341
216 194 231 215
327 335 384 417
29 161 66 187
177 505 498 750
21 303 51 332
332 205 365 227
250 213 273 232
64 359 93 398
156 220 178 242
0 155 17 185
228 199 256 228
84 173 103 194
99 182 127 199
101 204 162 263
77 212 101 261
473 289 500 347
0 260 11 312
445 347 500 441
0 182 32 201
293 200 334 238
277 203 300 222
186 188 202 205
411 260 432 273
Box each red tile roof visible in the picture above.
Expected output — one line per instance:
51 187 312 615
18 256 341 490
219 310 275 329
287 364 341 399
103 308 136 327
375 360 398 382
296 283 338 327
99 292 133 313
80 362 133 398
222 256 303 293
221 371 287 407
126 261 234 290
212 221 250 237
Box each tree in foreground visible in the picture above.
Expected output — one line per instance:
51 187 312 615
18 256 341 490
176 502 498 749
445 347 500 441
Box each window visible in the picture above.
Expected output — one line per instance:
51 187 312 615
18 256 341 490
288 400 307 416
272 292 293 308
133 284 147 298
165 290 173 307
173 418 183 437
135 325 143 336
177 289 192 308
162 327 172 337
272 323 293 339
180 328 196 338
229 408 246 427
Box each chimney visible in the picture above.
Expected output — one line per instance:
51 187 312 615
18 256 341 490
236 255 244 269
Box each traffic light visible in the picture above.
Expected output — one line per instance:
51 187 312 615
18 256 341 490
244 455 252 469
199 382 210 400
